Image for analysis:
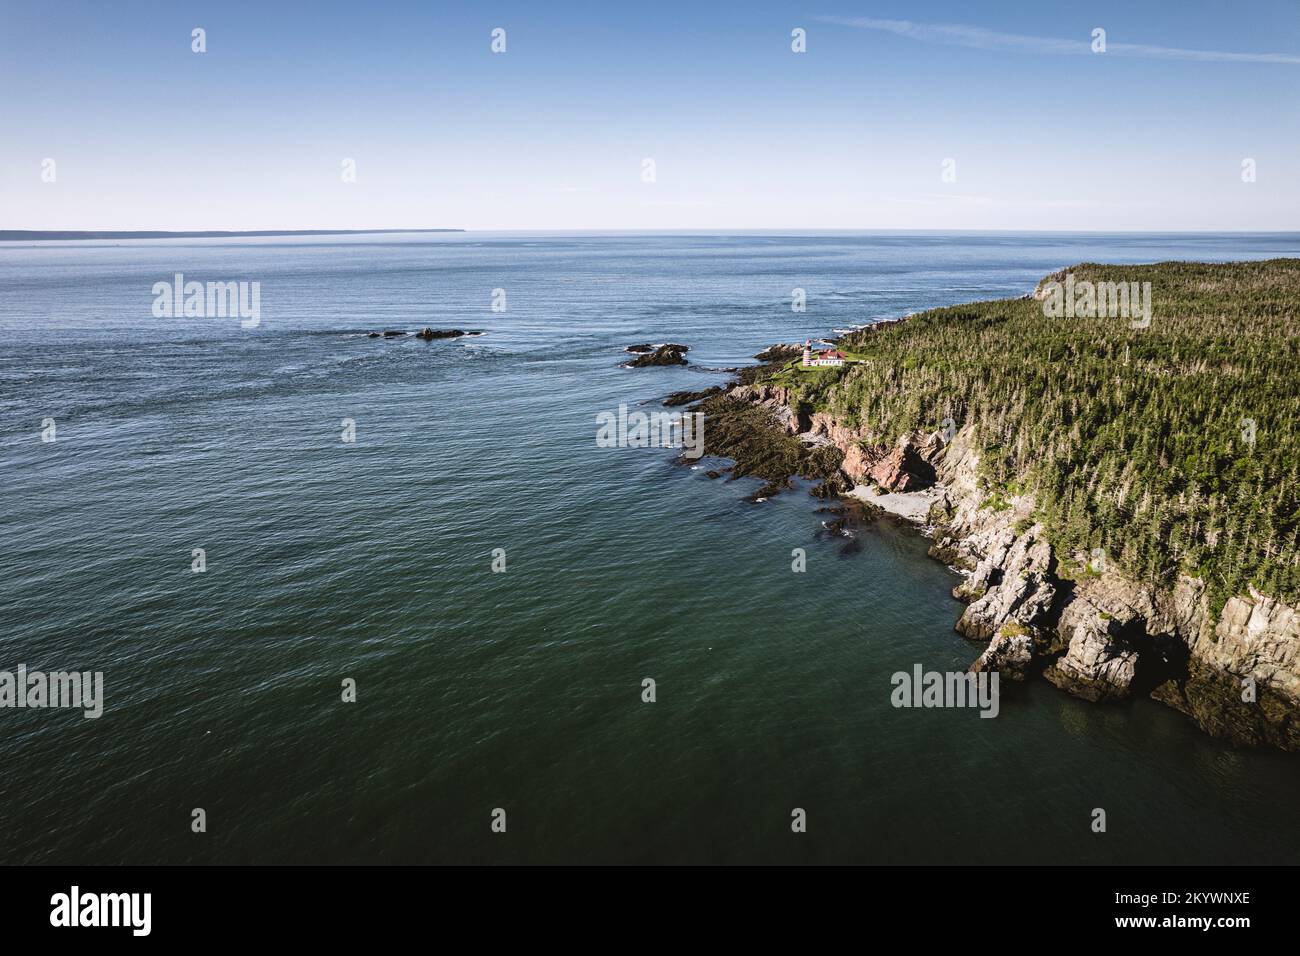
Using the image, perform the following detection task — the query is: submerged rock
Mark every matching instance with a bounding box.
[745,481,786,503]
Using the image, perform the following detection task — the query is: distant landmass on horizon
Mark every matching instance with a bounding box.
[0,228,465,241]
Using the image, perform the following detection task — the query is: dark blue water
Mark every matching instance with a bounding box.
[2,231,1299,864]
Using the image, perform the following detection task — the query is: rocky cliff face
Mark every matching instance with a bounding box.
[1150,587,1300,750]
[926,425,1300,750]
[725,391,941,493]
[715,381,1300,750]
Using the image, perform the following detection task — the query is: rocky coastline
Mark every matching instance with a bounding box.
[670,341,1300,752]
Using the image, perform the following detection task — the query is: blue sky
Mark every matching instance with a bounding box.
[2,0,1298,230]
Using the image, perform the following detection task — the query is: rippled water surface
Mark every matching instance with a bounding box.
[2,231,1299,864]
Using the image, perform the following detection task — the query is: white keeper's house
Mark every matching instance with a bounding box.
[802,340,846,367]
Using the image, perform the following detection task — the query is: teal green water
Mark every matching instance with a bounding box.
[3,232,1300,864]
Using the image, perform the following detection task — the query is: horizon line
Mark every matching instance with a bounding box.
[6,227,1300,241]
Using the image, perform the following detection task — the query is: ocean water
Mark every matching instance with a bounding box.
[2,230,1300,865]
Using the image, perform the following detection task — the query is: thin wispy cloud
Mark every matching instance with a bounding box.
[882,194,1157,209]
[638,199,721,208]
[816,16,1300,65]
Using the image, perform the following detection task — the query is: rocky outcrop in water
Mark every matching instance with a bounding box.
[367,328,479,339]
[415,328,471,340]
[625,344,689,367]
